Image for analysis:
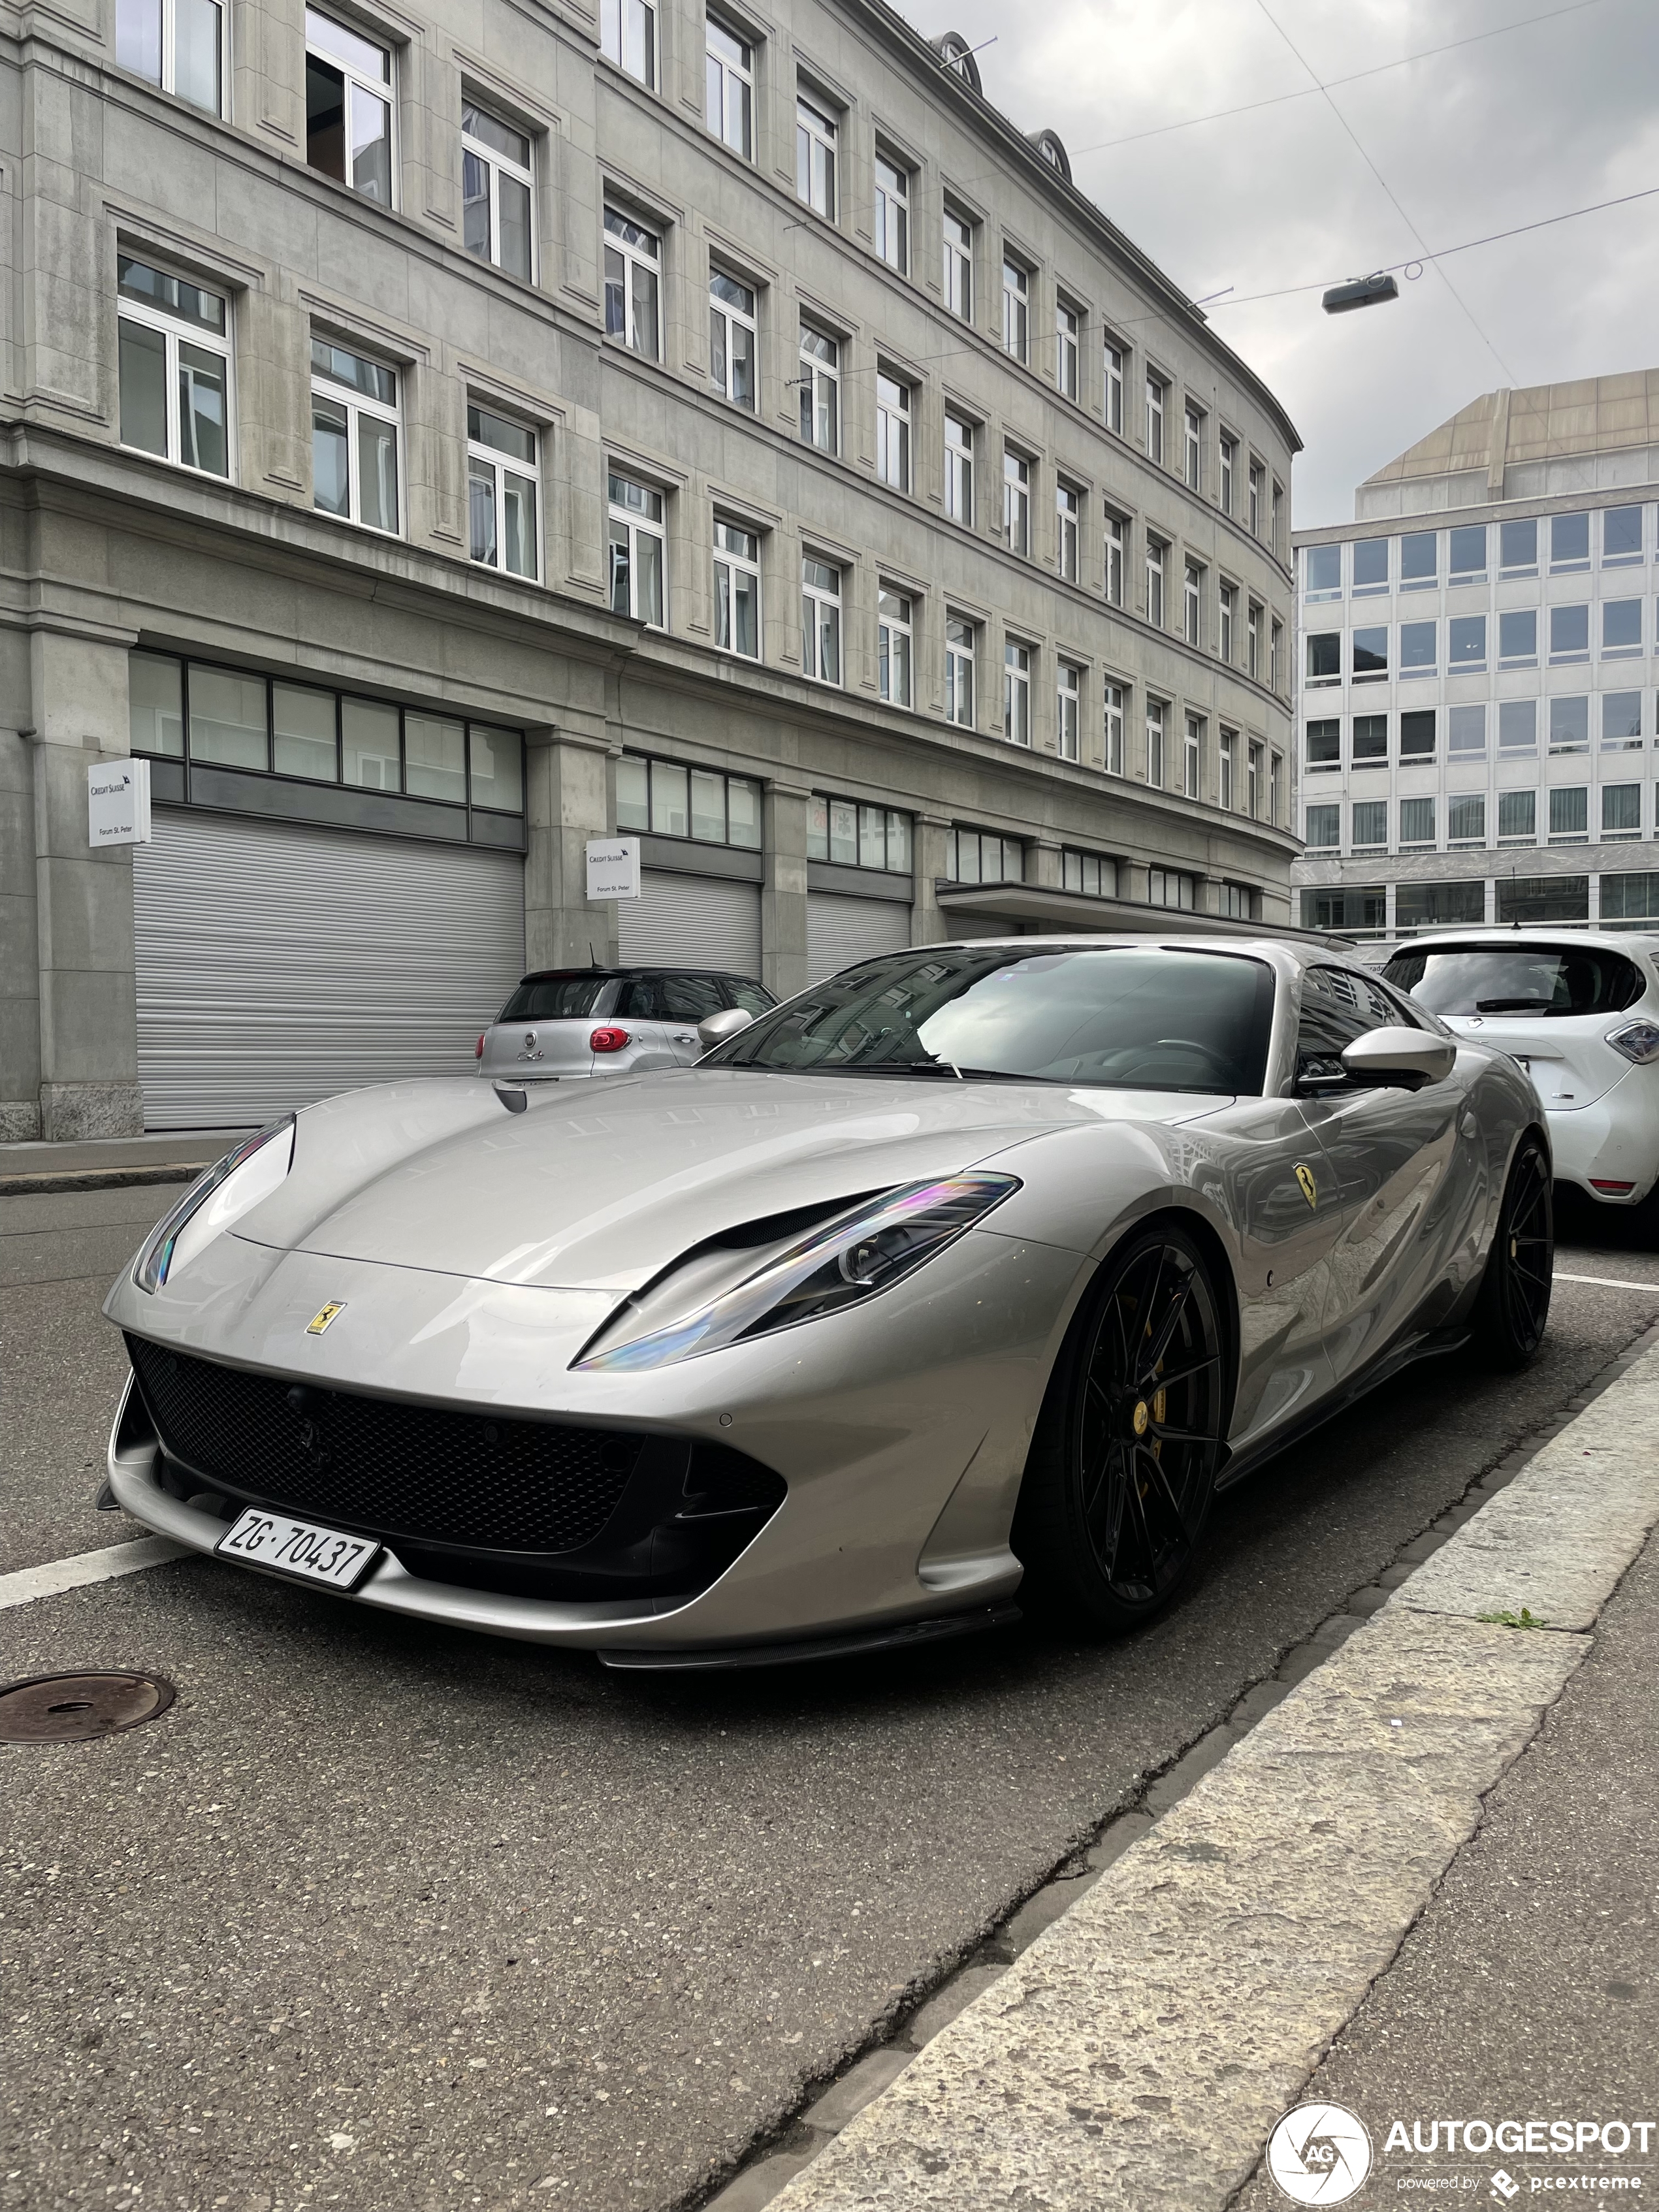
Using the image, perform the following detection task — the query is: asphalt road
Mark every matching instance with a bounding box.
[3,1181,1659,2212]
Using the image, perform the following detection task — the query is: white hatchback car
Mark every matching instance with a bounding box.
[1384,927,1659,1204]
[477,966,775,1085]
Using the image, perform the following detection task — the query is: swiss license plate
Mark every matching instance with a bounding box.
[217,1508,381,1592]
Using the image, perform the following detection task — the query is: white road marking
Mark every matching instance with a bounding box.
[0,1535,191,1612]
[1554,1271,1659,1292]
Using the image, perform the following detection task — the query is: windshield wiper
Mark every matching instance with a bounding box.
[1474,997,1554,1013]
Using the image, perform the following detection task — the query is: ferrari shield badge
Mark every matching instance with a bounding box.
[306,1301,347,1336]
[1294,1164,1318,1210]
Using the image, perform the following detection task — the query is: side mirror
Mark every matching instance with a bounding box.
[697,1006,755,1051]
[1340,1025,1457,1089]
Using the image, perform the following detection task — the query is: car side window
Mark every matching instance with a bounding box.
[725,976,775,1015]
[660,973,728,1023]
[1297,967,1386,1089]
[619,974,669,1019]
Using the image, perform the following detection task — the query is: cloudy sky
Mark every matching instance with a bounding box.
[895,0,1659,526]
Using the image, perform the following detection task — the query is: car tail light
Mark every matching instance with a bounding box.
[475,1034,486,1059]
[1606,1019,1659,1065]
[590,1027,631,1053]
[1591,1179,1637,1194]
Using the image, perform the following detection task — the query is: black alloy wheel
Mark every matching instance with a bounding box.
[1473,1135,1553,1369]
[1015,1226,1229,1635]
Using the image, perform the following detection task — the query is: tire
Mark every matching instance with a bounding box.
[1013,1225,1229,1637]
[1472,1134,1553,1370]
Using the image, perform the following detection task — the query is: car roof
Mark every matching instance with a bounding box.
[513,965,757,983]
[1382,927,1659,956]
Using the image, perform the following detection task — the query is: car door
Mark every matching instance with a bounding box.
[613,974,684,1070]
[1293,965,1475,1384]
[658,972,732,1064]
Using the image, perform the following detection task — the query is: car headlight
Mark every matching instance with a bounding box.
[134,1117,297,1293]
[1607,1019,1659,1066]
[576,1172,1020,1373]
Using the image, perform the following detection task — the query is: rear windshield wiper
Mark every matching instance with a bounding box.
[1474,997,1554,1012]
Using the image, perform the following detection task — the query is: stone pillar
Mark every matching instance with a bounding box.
[0,722,42,1138]
[524,730,619,970]
[912,812,951,946]
[27,630,145,1139]
[1031,838,1063,891]
[763,779,809,1001]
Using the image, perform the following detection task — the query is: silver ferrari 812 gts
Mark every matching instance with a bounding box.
[105,937,1553,1667]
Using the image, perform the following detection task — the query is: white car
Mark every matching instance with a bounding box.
[1384,927,1659,1206]
[475,965,774,1084]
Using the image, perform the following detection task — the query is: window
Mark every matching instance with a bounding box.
[1183,713,1201,798]
[1499,699,1537,754]
[878,589,912,707]
[1062,849,1116,897]
[1400,709,1435,761]
[1305,802,1340,848]
[705,16,752,158]
[1499,609,1536,667]
[1219,582,1236,662]
[1603,783,1641,839]
[1549,786,1588,842]
[1448,524,1487,583]
[1352,625,1389,681]
[467,404,537,580]
[1003,640,1031,745]
[607,471,666,626]
[1496,874,1590,923]
[1002,259,1029,363]
[1351,800,1387,850]
[1498,790,1537,843]
[1400,796,1435,849]
[1148,867,1197,911]
[462,103,532,281]
[1146,697,1166,787]
[1146,538,1165,628]
[1603,599,1643,656]
[1305,633,1340,686]
[1144,374,1165,464]
[1183,560,1201,645]
[1449,614,1486,669]
[603,206,660,359]
[809,797,911,872]
[1248,460,1263,536]
[117,255,231,480]
[311,337,397,534]
[874,154,909,274]
[1103,338,1124,434]
[618,756,760,848]
[605,471,668,628]
[1550,603,1590,662]
[1302,886,1386,933]
[1220,882,1258,922]
[1055,299,1080,402]
[1219,433,1235,515]
[601,0,655,84]
[1271,482,1283,556]
[1603,505,1644,566]
[713,519,760,659]
[944,411,974,524]
[1271,619,1283,693]
[1603,690,1643,749]
[1603,872,1659,927]
[1304,545,1341,601]
[306,10,391,202]
[1003,449,1029,554]
[1447,795,1486,846]
[1306,718,1340,773]
[1500,517,1538,576]
[1551,512,1590,573]
[1351,713,1387,762]
[944,617,975,725]
[942,208,973,321]
[1184,404,1202,491]
[1218,728,1235,810]
[946,829,1022,885]
[708,270,756,410]
[1057,662,1081,761]
[1055,481,1080,582]
[1248,601,1262,681]
[796,94,837,219]
[876,372,910,491]
[1104,509,1124,607]
[798,324,839,454]
[1395,882,1486,931]
[1549,696,1589,753]
[801,557,841,684]
[117,0,222,113]
[1448,703,1486,758]
[1400,530,1437,590]
[1247,739,1263,818]
[1400,620,1436,676]
[1104,682,1124,775]
[1353,538,1389,596]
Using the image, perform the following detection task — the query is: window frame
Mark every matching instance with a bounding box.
[1055,479,1080,583]
[1003,446,1031,556]
[607,468,668,628]
[1057,660,1081,761]
[873,150,910,275]
[1055,295,1080,402]
[1183,711,1200,799]
[1144,372,1165,465]
[1003,637,1031,746]
[1104,681,1125,775]
[466,400,540,581]
[461,99,534,283]
[801,554,842,685]
[600,0,656,88]
[1146,696,1166,788]
[875,368,911,492]
[942,204,973,321]
[1219,432,1235,516]
[603,204,662,360]
[1104,507,1125,608]
[708,266,757,411]
[1183,558,1202,647]
[713,516,762,661]
[1219,580,1236,663]
[705,12,754,159]
[944,614,976,727]
[1146,536,1165,628]
[798,321,841,455]
[944,409,974,525]
[310,334,400,536]
[796,92,838,220]
[117,253,234,482]
[116,0,227,116]
[1001,255,1029,364]
[877,586,913,707]
[305,7,395,206]
[1183,402,1202,492]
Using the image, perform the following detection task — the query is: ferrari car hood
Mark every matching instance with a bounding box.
[233,1070,1229,1292]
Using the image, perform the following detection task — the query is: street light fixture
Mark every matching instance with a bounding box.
[1323,272,1400,314]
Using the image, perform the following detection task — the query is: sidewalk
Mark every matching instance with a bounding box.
[0,1129,248,1194]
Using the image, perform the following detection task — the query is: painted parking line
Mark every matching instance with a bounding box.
[0,1536,191,1613]
[1554,1272,1659,1292]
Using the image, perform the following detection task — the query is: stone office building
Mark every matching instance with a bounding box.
[0,0,1299,1137]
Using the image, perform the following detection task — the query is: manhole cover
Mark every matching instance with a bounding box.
[0,1671,175,1744]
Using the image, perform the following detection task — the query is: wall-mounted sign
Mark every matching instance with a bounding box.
[586,836,641,900]
[88,758,152,847]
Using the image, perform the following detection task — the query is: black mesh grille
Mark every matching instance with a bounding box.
[125,1336,641,1554]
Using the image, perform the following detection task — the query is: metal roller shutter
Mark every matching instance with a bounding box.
[617,869,762,972]
[133,810,525,1129]
[806,892,912,984]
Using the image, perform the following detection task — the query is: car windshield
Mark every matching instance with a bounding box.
[707,946,1277,1092]
[497,974,619,1021]
[1384,944,1643,1019]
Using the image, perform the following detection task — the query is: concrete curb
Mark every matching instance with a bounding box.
[0,1165,205,1198]
[739,1340,1659,2212]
